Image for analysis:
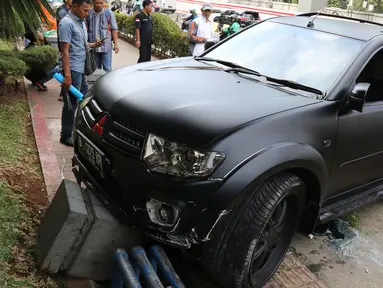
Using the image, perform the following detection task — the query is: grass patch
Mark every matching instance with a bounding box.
[307,263,323,273]
[343,213,361,229]
[0,97,60,286]
[0,181,33,287]
[0,101,29,165]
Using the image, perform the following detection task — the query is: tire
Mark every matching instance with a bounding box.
[202,173,305,288]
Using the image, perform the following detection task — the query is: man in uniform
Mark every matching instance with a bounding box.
[135,0,153,63]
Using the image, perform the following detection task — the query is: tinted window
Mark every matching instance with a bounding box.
[243,12,258,20]
[205,21,364,93]
[242,13,254,20]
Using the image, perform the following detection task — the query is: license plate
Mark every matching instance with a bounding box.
[77,132,104,177]
[168,5,173,8]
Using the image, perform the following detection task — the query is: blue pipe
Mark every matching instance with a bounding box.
[53,72,84,101]
[148,245,186,288]
[131,246,164,288]
[112,249,142,288]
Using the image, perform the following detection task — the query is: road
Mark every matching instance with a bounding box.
[174,0,293,20]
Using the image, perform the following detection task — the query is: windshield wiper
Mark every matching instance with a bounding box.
[194,56,261,76]
[265,77,323,96]
[195,56,323,95]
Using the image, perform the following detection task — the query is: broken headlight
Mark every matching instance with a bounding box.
[142,134,225,178]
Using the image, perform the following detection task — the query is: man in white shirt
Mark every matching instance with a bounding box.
[188,3,213,56]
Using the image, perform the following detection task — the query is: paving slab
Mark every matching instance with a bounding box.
[28,39,327,287]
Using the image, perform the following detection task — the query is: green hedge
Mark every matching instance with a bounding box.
[0,55,27,86]
[17,45,58,71]
[115,12,190,58]
[0,39,58,86]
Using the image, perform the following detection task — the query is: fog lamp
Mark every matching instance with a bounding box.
[146,199,180,227]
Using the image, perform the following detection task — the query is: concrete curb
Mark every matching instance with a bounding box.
[25,79,62,203]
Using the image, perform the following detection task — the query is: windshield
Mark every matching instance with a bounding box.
[204,21,364,93]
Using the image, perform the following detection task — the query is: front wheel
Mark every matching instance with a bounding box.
[203,173,305,288]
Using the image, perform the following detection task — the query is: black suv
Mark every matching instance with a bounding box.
[73,13,383,288]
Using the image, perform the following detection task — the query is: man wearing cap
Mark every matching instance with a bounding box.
[188,3,213,56]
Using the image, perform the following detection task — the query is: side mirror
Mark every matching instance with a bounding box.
[349,82,370,113]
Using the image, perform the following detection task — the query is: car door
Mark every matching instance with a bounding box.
[328,47,383,198]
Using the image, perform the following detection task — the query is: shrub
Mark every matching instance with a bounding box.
[0,40,14,53]
[0,39,57,86]
[115,12,190,58]
[18,45,58,71]
[0,56,27,86]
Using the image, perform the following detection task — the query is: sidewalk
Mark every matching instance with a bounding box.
[29,40,145,189]
[27,40,328,288]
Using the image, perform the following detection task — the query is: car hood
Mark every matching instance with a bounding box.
[93,57,320,148]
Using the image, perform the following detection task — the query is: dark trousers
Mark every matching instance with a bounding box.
[138,44,152,63]
[61,70,88,139]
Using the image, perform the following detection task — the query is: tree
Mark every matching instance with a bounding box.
[0,0,53,39]
[328,0,349,9]
[352,0,383,12]
[281,0,299,3]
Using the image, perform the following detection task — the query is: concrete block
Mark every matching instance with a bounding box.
[67,191,147,281]
[37,179,89,273]
[38,179,147,281]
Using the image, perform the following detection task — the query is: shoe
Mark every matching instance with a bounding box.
[34,82,48,91]
[58,95,64,102]
[60,137,74,147]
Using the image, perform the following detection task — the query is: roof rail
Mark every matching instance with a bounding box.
[296,12,383,27]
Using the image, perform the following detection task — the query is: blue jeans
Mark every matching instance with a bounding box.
[61,70,88,139]
[94,51,112,72]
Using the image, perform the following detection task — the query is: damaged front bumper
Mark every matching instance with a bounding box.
[72,154,232,249]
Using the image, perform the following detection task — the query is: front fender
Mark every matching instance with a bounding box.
[194,142,328,239]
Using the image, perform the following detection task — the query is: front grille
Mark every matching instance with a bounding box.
[82,99,104,128]
[105,116,146,157]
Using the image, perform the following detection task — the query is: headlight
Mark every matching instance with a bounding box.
[142,134,225,178]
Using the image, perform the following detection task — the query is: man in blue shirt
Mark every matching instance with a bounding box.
[57,0,72,20]
[56,0,73,101]
[59,0,102,146]
[86,0,119,72]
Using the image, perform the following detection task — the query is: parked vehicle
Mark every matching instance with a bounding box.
[73,12,383,288]
[152,0,160,12]
[209,8,222,22]
[157,0,176,13]
[214,9,260,28]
